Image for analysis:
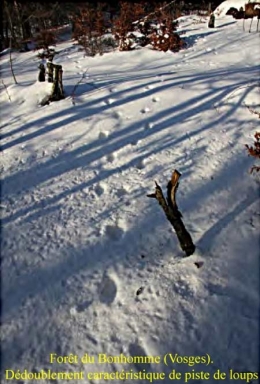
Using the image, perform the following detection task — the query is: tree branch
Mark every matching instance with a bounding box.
[1,80,12,102]
[148,170,195,256]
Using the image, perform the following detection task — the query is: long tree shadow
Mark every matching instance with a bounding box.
[2,86,259,379]
[197,192,258,250]
[1,20,260,382]
[2,125,258,318]
[1,63,257,145]
[1,139,259,375]
[1,66,257,227]
[2,64,258,195]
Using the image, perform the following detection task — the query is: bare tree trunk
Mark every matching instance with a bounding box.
[5,21,9,46]
[4,1,18,47]
[14,0,23,41]
[48,64,65,101]
[4,1,18,83]
[22,18,32,40]
[9,37,18,84]
[0,17,5,51]
[208,2,212,15]
[249,18,253,33]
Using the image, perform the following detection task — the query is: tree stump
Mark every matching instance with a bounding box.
[147,170,196,256]
[38,63,45,82]
[208,13,215,28]
[47,62,54,83]
[49,64,65,101]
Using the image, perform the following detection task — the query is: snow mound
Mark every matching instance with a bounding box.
[7,81,53,107]
[214,0,250,16]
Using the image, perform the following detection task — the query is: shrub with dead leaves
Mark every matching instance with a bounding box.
[246,132,260,173]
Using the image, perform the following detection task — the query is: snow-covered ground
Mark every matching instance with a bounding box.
[213,0,260,16]
[1,9,260,384]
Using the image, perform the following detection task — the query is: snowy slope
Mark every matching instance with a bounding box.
[1,11,260,384]
[214,0,257,16]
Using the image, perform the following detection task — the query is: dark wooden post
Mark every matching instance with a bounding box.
[38,63,45,82]
[57,65,65,99]
[50,64,65,101]
[147,170,196,256]
[208,13,215,28]
[47,62,54,83]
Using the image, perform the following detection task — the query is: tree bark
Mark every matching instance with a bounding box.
[9,37,18,84]
[38,63,45,82]
[47,62,54,83]
[208,13,215,28]
[50,64,65,101]
[147,170,196,256]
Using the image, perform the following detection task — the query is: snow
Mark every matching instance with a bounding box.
[1,8,260,384]
[213,0,257,16]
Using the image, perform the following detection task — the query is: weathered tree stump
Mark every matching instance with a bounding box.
[208,13,215,28]
[38,63,45,82]
[147,170,196,256]
[49,64,65,101]
[47,62,54,83]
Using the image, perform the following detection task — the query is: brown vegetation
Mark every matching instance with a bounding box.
[72,3,107,56]
[246,132,260,173]
[227,3,260,32]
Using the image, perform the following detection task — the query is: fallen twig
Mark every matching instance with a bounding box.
[71,69,89,105]
[245,104,260,118]
[1,80,11,102]
[147,170,195,256]
[70,69,100,105]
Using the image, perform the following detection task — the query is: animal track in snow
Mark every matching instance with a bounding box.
[94,182,107,196]
[152,97,160,102]
[104,224,125,241]
[144,122,154,130]
[110,87,118,93]
[173,275,201,298]
[113,111,123,118]
[76,300,93,313]
[69,300,93,316]
[99,131,109,139]
[128,343,151,371]
[145,85,154,90]
[131,139,142,146]
[99,274,117,305]
[141,107,151,114]
[115,185,129,198]
[105,98,116,105]
[136,158,146,169]
[95,116,117,136]
[106,152,117,163]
